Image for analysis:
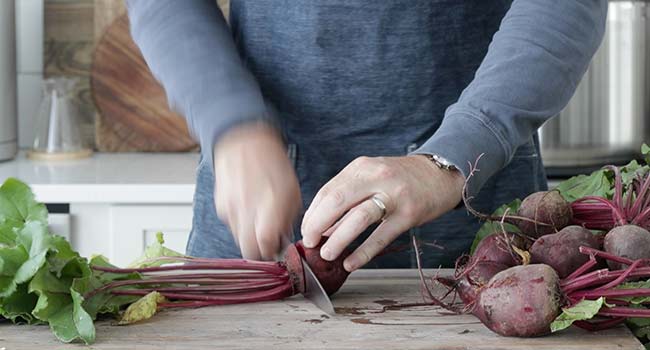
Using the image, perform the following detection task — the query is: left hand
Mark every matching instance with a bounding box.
[301,155,465,272]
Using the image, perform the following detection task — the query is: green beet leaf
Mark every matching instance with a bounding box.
[29,267,74,321]
[14,221,53,285]
[0,245,29,297]
[469,199,521,254]
[0,282,39,323]
[48,235,87,277]
[0,178,48,245]
[550,297,605,332]
[128,232,185,268]
[555,169,612,202]
[48,288,95,345]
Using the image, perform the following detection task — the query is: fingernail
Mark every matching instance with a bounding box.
[302,236,315,248]
[320,246,334,261]
[343,257,358,272]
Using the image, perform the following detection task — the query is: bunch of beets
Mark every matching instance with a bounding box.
[427,160,650,337]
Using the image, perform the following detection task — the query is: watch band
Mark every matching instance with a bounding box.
[421,154,458,171]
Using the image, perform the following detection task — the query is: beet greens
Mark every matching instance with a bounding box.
[0,178,349,344]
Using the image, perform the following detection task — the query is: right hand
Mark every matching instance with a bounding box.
[213,122,302,261]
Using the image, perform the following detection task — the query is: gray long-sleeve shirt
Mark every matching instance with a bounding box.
[126,0,607,265]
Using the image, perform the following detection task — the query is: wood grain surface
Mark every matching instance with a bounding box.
[92,13,197,152]
[45,0,228,152]
[0,269,643,350]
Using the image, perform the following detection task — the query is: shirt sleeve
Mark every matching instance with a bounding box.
[126,0,273,168]
[411,0,608,196]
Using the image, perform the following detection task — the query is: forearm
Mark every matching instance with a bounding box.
[126,0,272,166]
[413,0,607,195]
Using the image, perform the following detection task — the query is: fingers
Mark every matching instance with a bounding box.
[302,177,371,248]
[319,198,384,262]
[235,211,261,261]
[254,199,292,261]
[343,217,410,272]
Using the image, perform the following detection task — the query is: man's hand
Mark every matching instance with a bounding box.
[301,155,465,272]
[214,123,302,261]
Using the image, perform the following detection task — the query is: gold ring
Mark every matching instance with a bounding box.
[370,195,388,221]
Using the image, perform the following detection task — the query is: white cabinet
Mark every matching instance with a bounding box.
[71,204,193,267]
[0,152,200,266]
[110,204,193,266]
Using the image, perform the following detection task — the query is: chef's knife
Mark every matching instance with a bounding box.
[301,256,336,315]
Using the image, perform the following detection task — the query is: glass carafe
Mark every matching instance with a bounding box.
[28,77,92,160]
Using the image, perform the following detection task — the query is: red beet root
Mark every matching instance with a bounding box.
[473,264,562,337]
[472,232,528,267]
[455,261,509,306]
[603,225,650,270]
[530,226,600,278]
[516,191,572,237]
[293,239,350,296]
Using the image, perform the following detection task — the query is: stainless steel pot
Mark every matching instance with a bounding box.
[539,0,650,169]
[0,0,17,161]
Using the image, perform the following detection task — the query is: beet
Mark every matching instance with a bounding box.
[530,226,600,278]
[293,239,350,296]
[603,225,650,270]
[455,261,509,306]
[473,232,528,267]
[516,191,572,237]
[473,264,561,337]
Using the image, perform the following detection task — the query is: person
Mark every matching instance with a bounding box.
[126,0,607,271]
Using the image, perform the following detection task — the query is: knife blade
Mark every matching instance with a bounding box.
[301,256,336,315]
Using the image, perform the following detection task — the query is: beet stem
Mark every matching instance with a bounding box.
[85,275,288,299]
[573,317,625,331]
[593,259,641,291]
[92,259,287,275]
[578,246,640,267]
[571,287,650,300]
[564,255,598,282]
[598,306,650,318]
[111,283,294,303]
[562,267,650,293]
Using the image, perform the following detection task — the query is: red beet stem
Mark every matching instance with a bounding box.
[111,283,293,304]
[573,317,626,331]
[571,287,650,300]
[593,260,641,292]
[158,300,224,308]
[145,280,288,294]
[144,272,275,280]
[573,196,626,226]
[85,275,288,299]
[91,259,287,275]
[578,246,639,267]
[598,306,650,318]
[562,267,650,293]
[563,255,598,281]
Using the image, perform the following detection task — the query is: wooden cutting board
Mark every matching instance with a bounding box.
[0,270,643,349]
[91,13,197,152]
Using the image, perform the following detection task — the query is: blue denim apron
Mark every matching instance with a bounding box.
[185,0,548,268]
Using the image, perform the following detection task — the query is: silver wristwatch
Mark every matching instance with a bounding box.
[422,154,458,171]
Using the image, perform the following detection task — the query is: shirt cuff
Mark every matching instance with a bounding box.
[410,112,510,197]
[190,90,277,171]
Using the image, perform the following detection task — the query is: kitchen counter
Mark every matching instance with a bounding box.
[0,151,199,203]
[0,151,568,266]
[0,269,642,350]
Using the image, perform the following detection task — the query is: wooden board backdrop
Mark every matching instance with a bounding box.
[44,0,230,152]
